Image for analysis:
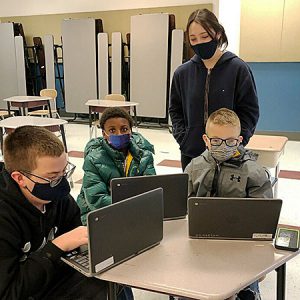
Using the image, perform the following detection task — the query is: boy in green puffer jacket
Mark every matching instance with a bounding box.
[77,107,156,225]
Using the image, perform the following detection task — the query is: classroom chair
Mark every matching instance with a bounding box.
[28,89,60,118]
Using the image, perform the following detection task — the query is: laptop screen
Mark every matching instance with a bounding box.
[188,197,282,240]
[87,188,164,274]
[111,173,188,220]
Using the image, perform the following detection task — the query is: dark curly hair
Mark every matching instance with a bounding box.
[100,107,134,129]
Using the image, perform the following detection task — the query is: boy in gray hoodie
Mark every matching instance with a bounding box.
[186,108,272,199]
[185,108,272,300]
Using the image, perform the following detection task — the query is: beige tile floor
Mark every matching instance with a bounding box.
[65,123,300,300]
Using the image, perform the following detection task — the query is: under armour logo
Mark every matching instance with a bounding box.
[230,174,241,182]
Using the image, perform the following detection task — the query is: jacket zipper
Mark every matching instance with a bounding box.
[204,68,211,125]
[210,161,220,196]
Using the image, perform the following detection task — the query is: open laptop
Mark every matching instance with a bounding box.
[188,197,282,240]
[111,173,188,220]
[62,188,163,277]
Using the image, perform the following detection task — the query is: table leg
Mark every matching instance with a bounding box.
[274,162,280,198]
[108,282,117,300]
[60,125,68,153]
[89,106,92,139]
[47,100,53,118]
[7,102,11,117]
[0,127,4,154]
[133,106,138,128]
[22,105,26,116]
[276,263,286,300]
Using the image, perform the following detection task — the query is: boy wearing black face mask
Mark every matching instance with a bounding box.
[0,126,107,300]
[185,108,272,300]
[77,107,156,225]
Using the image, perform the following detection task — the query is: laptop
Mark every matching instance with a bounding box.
[111,173,188,220]
[188,197,282,240]
[62,188,164,277]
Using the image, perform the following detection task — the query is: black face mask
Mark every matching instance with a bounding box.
[29,177,71,203]
[191,39,218,60]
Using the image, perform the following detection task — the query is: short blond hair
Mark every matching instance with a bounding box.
[206,108,241,132]
[3,126,65,173]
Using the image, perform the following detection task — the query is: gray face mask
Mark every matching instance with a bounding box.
[210,143,238,162]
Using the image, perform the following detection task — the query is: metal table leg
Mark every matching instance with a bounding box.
[133,106,138,128]
[108,282,117,300]
[0,127,4,154]
[7,102,11,117]
[276,263,286,300]
[89,106,93,139]
[59,125,68,153]
[47,100,53,118]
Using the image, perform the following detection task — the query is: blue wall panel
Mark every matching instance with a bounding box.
[248,63,300,132]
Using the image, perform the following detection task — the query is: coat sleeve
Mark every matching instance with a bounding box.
[0,214,64,300]
[185,161,196,198]
[77,156,112,225]
[169,71,186,146]
[235,65,259,146]
[247,167,273,198]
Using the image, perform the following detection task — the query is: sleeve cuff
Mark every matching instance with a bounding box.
[40,241,64,263]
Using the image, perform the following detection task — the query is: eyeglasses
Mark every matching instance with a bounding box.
[20,162,76,187]
[208,137,239,147]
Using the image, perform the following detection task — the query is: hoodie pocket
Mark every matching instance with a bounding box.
[180,126,206,157]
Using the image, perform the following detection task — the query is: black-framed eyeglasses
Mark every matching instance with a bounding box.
[20,162,76,187]
[208,137,239,147]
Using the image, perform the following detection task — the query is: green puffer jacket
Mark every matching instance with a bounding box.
[77,132,156,224]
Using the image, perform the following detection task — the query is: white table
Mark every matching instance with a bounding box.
[246,135,288,197]
[85,100,139,138]
[3,96,53,117]
[97,219,299,300]
[0,116,68,153]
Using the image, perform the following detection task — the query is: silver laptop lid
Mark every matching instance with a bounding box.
[188,197,282,240]
[87,188,164,274]
[111,173,188,220]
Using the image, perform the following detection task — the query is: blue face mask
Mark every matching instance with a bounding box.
[191,39,218,60]
[108,133,131,150]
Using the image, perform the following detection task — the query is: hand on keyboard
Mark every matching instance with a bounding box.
[52,226,88,252]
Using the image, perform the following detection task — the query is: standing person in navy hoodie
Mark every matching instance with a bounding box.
[169,8,259,171]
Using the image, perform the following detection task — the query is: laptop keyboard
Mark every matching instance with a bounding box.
[66,250,89,269]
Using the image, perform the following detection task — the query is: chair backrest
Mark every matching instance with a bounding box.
[104,94,126,101]
[40,89,58,111]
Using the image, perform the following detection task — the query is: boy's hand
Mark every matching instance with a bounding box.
[52,226,88,252]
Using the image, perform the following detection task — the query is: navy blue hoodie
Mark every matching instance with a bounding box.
[169,51,259,158]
